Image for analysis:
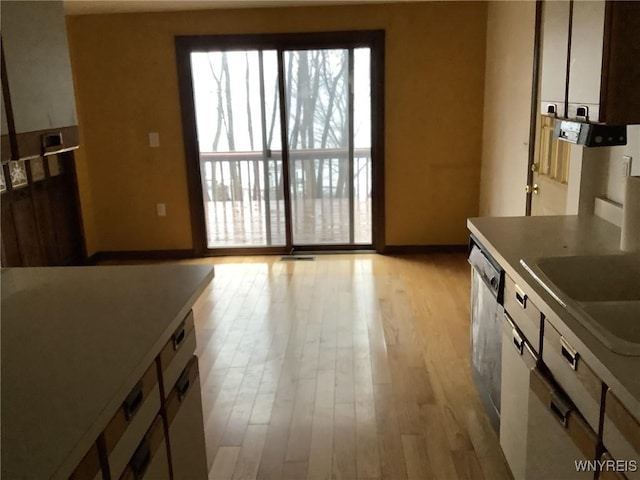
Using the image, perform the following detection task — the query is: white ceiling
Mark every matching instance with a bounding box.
[63,0,413,16]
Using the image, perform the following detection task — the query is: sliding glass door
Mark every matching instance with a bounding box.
[177,32,383,254]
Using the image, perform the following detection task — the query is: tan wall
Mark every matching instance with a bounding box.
[479,1,535,217]
[67,2,487,252]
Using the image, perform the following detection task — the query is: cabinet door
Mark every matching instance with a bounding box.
[166,357,208,480]
[500,314,536,480]
[539,0,571,116]
[567,0,606,121]
[526,369,598,479]
[600,1,640,125]
[603,389,640,480]
[1,1,78,158]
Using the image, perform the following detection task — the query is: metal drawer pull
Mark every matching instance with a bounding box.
[560,337,579,370]
[176,369,191,401]
[172,321,186,350]
[550,392,571,428]
[123,381,144,421]
[131,436,151,479]
[512,328,524,355]
[514,284,527,308]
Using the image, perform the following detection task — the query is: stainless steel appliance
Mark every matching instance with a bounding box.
[469,235,505,432]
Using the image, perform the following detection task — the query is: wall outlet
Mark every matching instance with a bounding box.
[156,203,166,217]
[148,132,160,148]
[622,155,633,177]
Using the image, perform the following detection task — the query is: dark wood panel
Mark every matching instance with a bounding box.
[29,176,60,265]
[47,161,84,265]
[1,190,22,267]
[9,186,45,266]
[600,0,640,124]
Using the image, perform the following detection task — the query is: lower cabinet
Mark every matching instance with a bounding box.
[500,313,537,480]
[166,356,208,480]
[526,368,598,479]
[69,311,209,479]
[603,389,640,480]
[119,416,170,480]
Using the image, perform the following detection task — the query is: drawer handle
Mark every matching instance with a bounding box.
[131,436,151,479]
[123,381,144,421]
[172,322,186,350]
[550,392,571,428]
[512,328,524,355]
[560,337,579,370]
[514,284,527,309]
[176,369,191,400]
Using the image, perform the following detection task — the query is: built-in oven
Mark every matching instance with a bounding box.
[469,235,505,432]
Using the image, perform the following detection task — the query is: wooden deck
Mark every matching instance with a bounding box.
[205,198,372,248]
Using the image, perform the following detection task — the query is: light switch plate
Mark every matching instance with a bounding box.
[149,132,160,148]
[156,203,166,217]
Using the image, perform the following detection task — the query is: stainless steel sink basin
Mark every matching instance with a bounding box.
[521,254,640,356]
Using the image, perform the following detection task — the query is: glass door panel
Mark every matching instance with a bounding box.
[283,48,372,246]
[190,50,286,247]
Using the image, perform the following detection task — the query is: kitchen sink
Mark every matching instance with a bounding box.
[521,254,640,356]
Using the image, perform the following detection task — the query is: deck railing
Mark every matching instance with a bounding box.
[199,148,372,247]
[199,147,372,204]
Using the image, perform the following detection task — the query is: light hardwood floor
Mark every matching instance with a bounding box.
[183,253,512,480]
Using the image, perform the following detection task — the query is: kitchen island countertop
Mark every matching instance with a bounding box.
[1,264,215,479]
[467,214,640,415]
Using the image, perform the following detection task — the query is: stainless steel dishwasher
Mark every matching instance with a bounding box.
[469,235,505,432]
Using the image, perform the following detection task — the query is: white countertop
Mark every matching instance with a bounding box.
[467,215,640,416]
[1,264,215,479]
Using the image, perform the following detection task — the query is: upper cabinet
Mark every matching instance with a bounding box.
[539,0,640,125]
[539,0,570,117]
[1,0,78,160]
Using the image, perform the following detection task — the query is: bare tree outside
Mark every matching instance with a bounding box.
[190,47,372,248]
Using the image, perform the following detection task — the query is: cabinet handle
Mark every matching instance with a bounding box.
[514,284,527,308]
[550,392,571,428]
[176,369,191,400]
[172,322,186,350]
[575,106,589,122]
[560,336,579,370]
[512,328,524,355]
[130,436,151,479]
[123,381,144,421]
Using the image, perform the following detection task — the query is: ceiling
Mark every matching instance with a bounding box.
[63,0,413,16]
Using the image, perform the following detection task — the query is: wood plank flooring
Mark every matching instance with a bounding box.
[184,253,512,480]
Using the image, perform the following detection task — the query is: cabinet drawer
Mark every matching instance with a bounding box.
[527,368,598,478]
[542,320,602,431]
[68,442,102,480]
[504,276,542,352]
[604,389,640,480]
[160,310,196,397]
[166,356,208,480]
[104,363,161,480]
[119,416,170,480]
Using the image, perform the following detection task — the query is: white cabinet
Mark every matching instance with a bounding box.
[542,317,603,431]
[566,0,606,121]
[166,356,208,480]
[538,0,640,124]
[539,0,570,116]
[1,0,79,159]
[526,368,598,479]
[499,313,537,480]
[119,416,171,480]
[603,389,640,480]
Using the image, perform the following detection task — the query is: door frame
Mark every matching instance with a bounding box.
[175,30,385,256]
